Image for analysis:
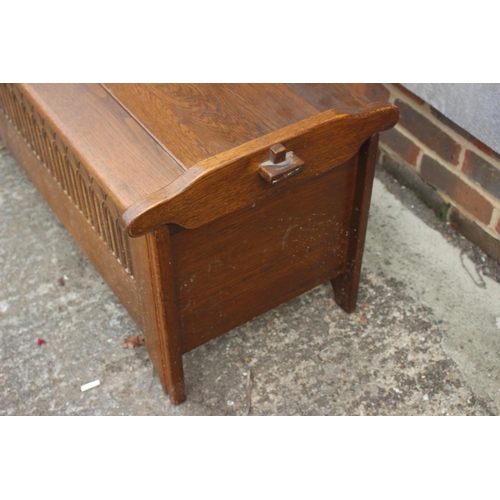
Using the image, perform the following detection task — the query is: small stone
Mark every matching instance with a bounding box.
[496,317,500,330]
[227,400,234,406]
[423,394,429,401]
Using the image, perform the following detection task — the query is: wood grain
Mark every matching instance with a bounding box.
[286,83,370,109]
[146,226,185,403]
[121,103,398,235]
[21,84,184,212]
[103,84,319,168]
[331,134,380,312]
[171,156,358,352]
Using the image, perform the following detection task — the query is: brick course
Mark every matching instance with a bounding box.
[462,150,500,199]
[420,155,493,225]
[346,83,500,263]
[430,107,500,162]
[380,127,420,166]
[395,99,462,166]
[448,207,500,263]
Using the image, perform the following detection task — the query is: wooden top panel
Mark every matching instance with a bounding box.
[15,84,397,228]
[22,84,184,212]
[103,84,320,168]
[122,102,399,235]
[285,83,370,109]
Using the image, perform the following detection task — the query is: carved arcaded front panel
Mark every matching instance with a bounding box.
[0,84,134,278]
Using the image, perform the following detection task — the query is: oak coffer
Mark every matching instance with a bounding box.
[0,84,398,404]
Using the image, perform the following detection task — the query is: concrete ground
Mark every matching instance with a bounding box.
[1,140,500,416]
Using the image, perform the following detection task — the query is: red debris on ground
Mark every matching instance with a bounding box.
[37,339,46,346]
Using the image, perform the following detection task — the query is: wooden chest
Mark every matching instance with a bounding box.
[0,84,398,404]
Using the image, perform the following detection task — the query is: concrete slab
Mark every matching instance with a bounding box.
[1,142,499,415]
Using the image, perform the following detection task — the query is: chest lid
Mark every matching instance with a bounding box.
[112,84,397,236]
[21,84,398,236]
[103,84,322,169]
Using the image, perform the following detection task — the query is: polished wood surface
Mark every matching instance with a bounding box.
[20,83,184,212]
[103,83,319,168]
[172,156,357,352]
[286,83,370,109]
[0,83,398,405]
[146,226,185,403]
[121,102,398,235]
[332,134,380,312]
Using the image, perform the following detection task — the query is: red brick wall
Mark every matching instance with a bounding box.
[348,83,500,260]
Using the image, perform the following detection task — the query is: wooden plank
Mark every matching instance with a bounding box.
[286,83,370,109]
[103,84,319,168]
[331,134,380,312]
[121,102,398,235]
[171,158,357,352]
[145,226,185,403]
[21,84,184,212]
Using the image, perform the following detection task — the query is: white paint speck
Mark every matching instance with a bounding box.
[0,300,9,313]
[423,394,429,401]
